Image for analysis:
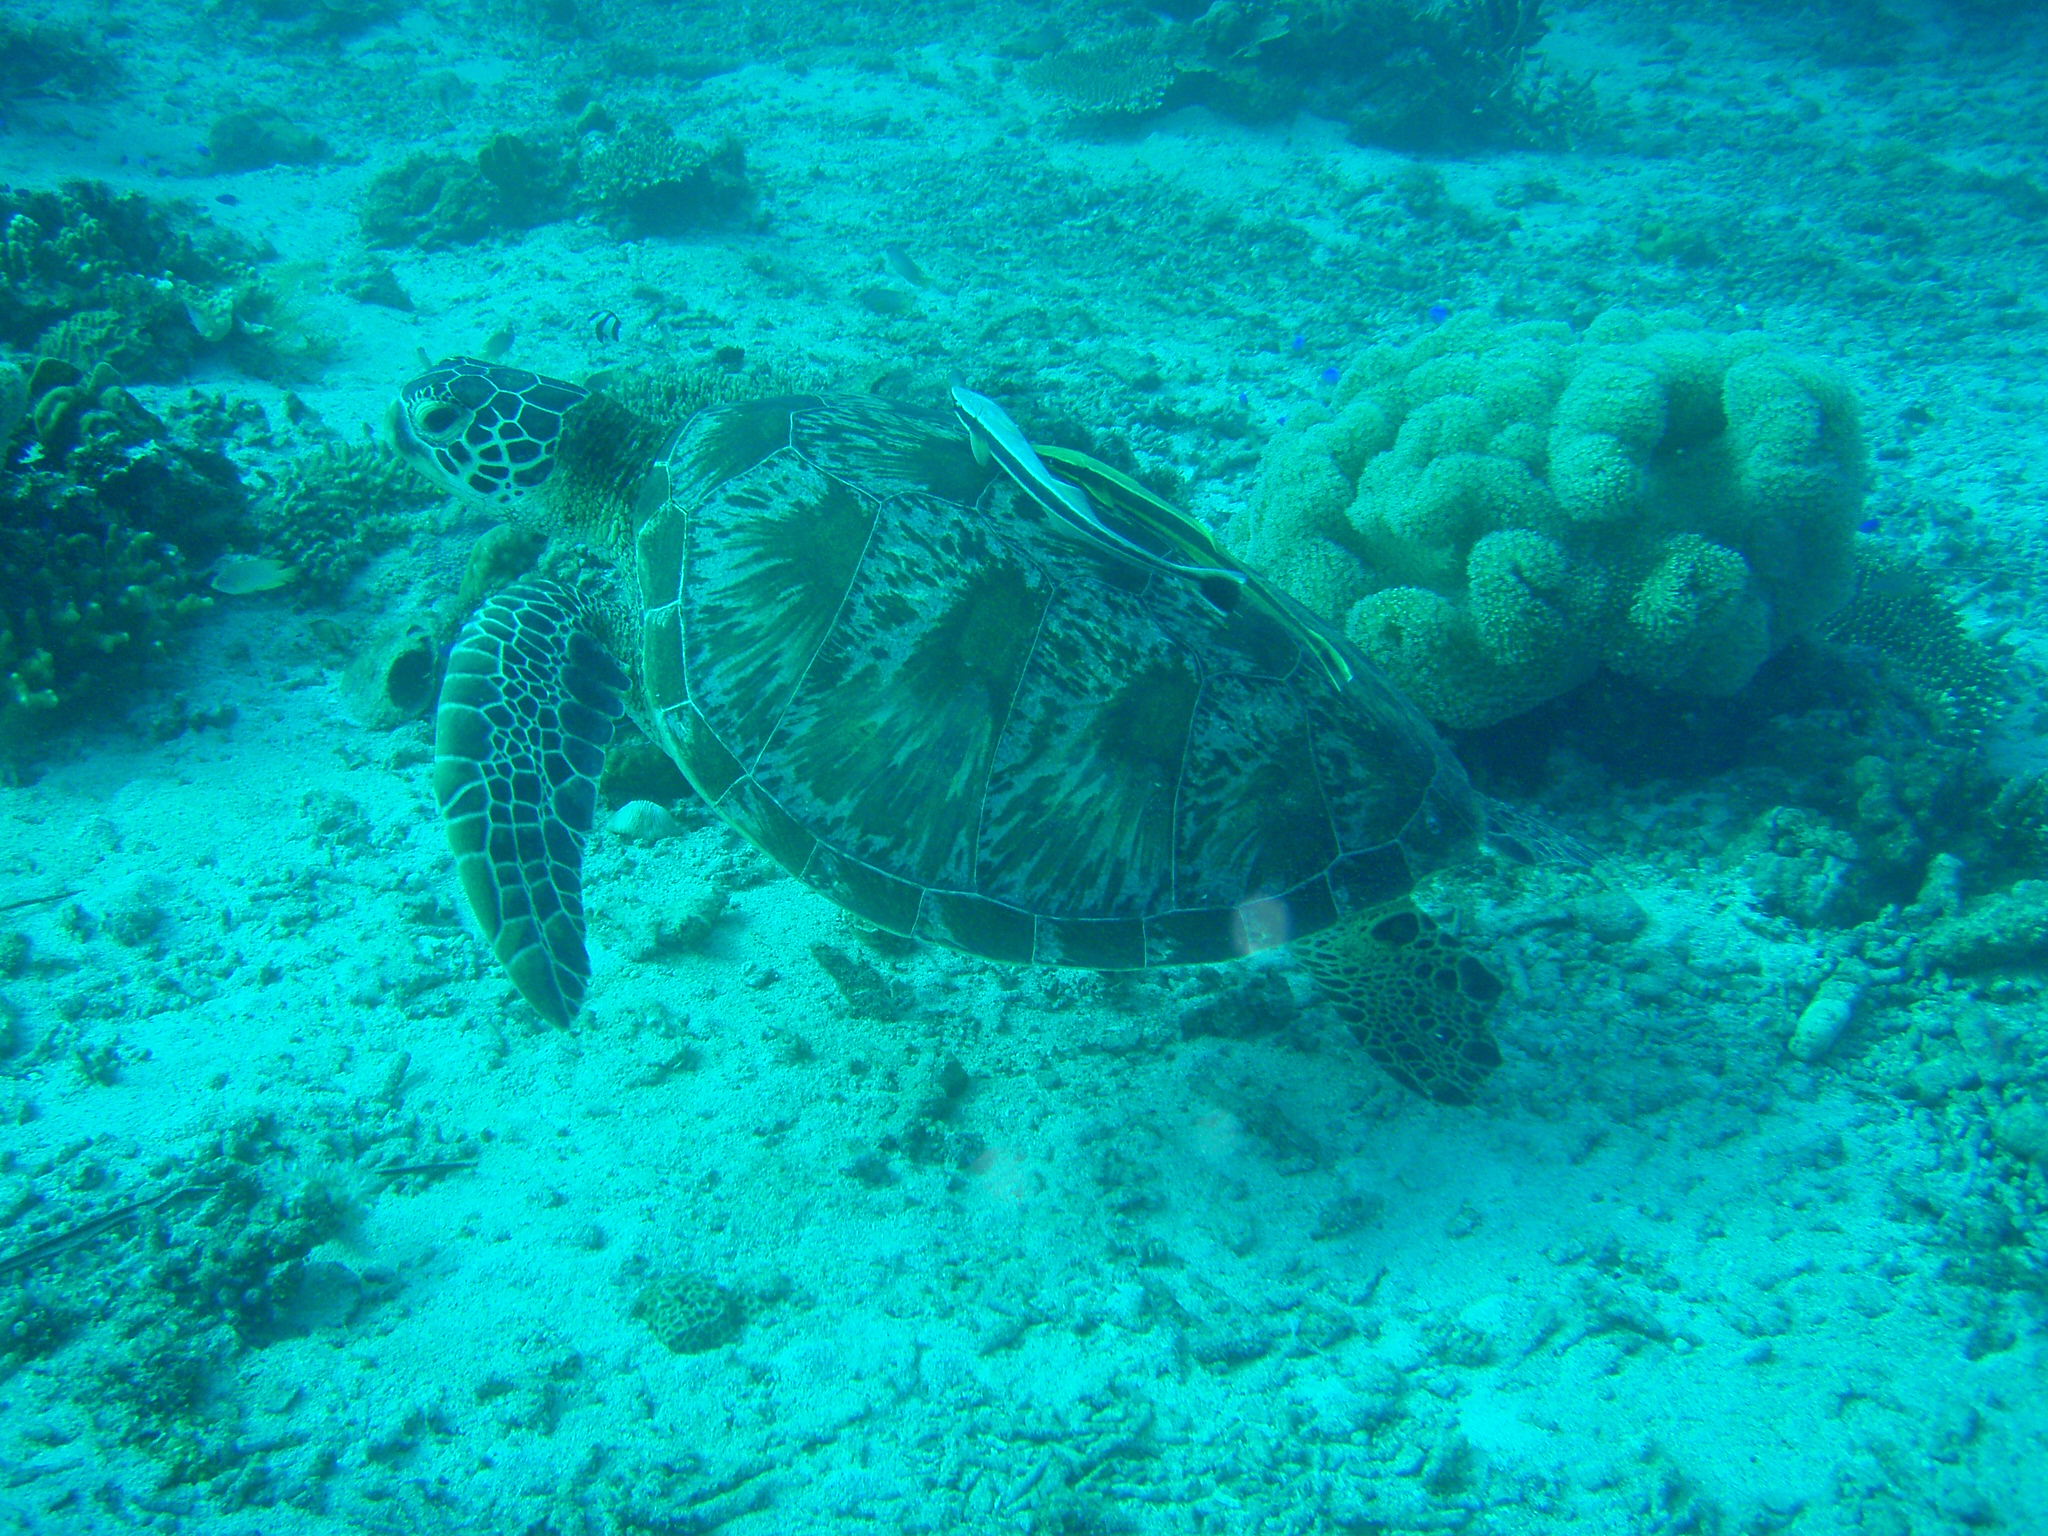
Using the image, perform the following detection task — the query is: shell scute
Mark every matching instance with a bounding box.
[974,580,1195,922]
[641,395,1475,967]
[915,889,1036,964]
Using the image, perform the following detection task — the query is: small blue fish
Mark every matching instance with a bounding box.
[1428,302,1451,323]
[1857,517,1881,533]
[1291,333,1308,354]
[1320,365,1341,386]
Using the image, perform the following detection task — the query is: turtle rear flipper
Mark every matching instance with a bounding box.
[435,578,628,1025]
[1294,903,1504,1106]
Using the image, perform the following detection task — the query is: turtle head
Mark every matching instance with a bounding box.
[391,357,592,520]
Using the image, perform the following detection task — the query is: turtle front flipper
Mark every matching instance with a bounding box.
[1293,903,1504,1106]
[435,578,628,1025]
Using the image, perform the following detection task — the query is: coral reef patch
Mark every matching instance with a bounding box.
[0,182,298,382]
[1235,309,1869,727]
[0,357,247,754]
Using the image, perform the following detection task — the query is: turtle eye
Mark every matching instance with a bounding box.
[415,402,462,439]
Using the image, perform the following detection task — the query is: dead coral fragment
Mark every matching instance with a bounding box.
[1024,2,1582,149]
[359,132,570,251]
[208,107,328,172]
[635,1273,741,1354]
[1025,35,1186,122]
[580,125,750,239]
[360,154,504,250]
[359,128,709,250]
[474,131,571,229]
[339,612,446,729]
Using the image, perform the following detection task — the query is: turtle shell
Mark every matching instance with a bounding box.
[634,393,1479,969]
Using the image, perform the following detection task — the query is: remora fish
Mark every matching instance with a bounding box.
[948,379,1245,589]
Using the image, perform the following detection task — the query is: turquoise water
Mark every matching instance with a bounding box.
[1,1,2044,1531]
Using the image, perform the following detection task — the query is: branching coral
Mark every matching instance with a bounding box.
[251,440,441,595]
[1236,309,1869,727]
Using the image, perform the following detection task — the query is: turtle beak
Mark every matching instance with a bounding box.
[388,399,424,464]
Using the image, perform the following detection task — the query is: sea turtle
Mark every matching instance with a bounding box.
[389,358,1507,1104]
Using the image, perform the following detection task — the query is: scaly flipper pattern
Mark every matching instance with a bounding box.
[435,578,628,1024]
[1293,902,1504,1106]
